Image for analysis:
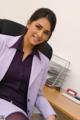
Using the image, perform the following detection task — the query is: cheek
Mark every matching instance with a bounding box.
[27,28,34,36]
[42,35,49,41]
[28,27,36,35]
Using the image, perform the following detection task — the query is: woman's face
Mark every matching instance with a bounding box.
[25,17,51,46]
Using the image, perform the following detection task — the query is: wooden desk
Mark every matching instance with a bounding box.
[44,86,80,120]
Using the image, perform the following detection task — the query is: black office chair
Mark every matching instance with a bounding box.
[0,19,53,60]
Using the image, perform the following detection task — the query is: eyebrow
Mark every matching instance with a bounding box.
[36,23,51,33]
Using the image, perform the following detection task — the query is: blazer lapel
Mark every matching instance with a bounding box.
[0,48,17,80]
[0,35,21,81]
[29,55,43,87]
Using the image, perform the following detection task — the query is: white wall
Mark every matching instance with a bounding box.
[0,0,80,94]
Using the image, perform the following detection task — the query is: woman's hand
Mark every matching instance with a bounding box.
[47,115,56,120]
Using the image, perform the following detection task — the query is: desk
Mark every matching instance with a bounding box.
[44,86,80,120]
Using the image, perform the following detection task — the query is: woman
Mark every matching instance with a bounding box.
[0,8,57,120]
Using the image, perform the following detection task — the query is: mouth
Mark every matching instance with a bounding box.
[32,35,41,42]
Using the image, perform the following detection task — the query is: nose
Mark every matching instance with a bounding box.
[37,31,43,38]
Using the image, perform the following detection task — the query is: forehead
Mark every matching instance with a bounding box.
[32,18,51,31]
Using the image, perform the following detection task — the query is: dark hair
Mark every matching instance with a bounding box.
[28,8,57,38]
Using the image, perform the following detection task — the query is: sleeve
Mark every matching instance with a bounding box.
[35,62,56,119]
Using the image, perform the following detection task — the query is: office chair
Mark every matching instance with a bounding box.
[0,19,53,60]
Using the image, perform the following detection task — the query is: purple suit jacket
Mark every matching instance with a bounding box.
[0,34,56,119]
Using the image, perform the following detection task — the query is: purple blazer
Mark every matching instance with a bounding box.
[0,34,56,119]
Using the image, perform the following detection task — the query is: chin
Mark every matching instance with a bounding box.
[31,41,41,46]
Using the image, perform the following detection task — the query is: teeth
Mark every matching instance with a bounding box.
[33,35,39,41]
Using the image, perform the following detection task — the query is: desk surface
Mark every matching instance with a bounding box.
[44,86,80,120]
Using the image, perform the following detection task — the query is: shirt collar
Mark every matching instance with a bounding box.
[11,36,41,60]
[32,48,41,60]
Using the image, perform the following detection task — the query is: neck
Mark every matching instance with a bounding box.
[23,35,34,53]
[22,36,34,61]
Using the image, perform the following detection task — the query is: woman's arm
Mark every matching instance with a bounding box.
[35,63,56,120]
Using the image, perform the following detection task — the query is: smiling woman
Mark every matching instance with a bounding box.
[23,18,51,49]
[0,8,57,120]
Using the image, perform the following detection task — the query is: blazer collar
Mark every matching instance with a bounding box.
[6,35,22,48]
[29,51,49,87]
[29,54,43,87]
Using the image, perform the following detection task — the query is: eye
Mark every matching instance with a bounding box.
[44,31,50,36]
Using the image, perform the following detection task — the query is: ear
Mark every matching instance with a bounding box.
[26,20,31,28]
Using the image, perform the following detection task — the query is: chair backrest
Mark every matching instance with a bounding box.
[0,19,53,60]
